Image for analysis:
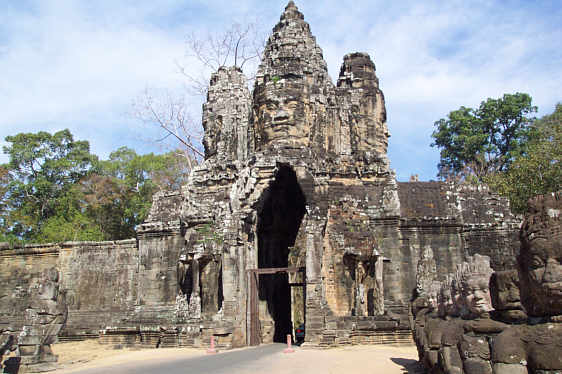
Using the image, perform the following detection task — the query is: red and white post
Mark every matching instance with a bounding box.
[283,334,295,353]
[207,336,217,354]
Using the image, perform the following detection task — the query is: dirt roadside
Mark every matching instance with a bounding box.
[47,340,422,374]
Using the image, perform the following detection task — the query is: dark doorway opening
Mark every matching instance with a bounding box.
[257,165,306,343]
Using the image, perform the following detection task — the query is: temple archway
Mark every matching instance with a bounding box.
[257,164,306,343]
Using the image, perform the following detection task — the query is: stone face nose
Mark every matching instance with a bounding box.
[543,258,561,283]
[473,290,485,300]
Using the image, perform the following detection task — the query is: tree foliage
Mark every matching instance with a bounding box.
[82,147,188,240]
[0,130,186,244]
[1,130,97,241]
[431,93,537,181]
[485,103,561,213]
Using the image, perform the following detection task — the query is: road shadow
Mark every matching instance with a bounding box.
[390,357,424,373]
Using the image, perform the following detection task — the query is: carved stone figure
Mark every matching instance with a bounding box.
[490,270,527,323]
[459,254,494,319]
[17,267,67,372]
[491,191,562,373]
[413,192,562,374]
[518,191,562,318]
[415,246,441,312]
[177,252,194,298]
[438,274,463,319]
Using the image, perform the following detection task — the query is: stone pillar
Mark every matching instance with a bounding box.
[375,255,384,315]
[303,213,326,345]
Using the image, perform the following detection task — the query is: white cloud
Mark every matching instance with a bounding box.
[0,0,560,181]
[309,0,561,179]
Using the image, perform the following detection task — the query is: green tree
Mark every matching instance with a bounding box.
[81,147,187,240]
[485,103,561,213]
[1,130,187,244]
[431,93,537,181]
[1,129,99,242]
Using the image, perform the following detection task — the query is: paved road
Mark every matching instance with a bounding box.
[68,344,287,374]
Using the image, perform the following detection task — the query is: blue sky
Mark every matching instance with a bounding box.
[0,0,560,181]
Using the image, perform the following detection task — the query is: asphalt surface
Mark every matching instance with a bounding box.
[68,343,287,374]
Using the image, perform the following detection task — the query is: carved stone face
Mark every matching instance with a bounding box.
[255,83,309,148]
[438,285,452,317]
[461,274,493,317]
[519,192,561,317]
[519,232,562,315]
[438,276,463,317]
[522,239,562,298]
[449,280,463,317]
[490,270,522,311]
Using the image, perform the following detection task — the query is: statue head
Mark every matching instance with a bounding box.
[490,270,522,311]
[252,1,333,152]
[459,255,493,318]
[438,271,465,318]
[438,275,458,317]
[254,82,310,148]
[518,191,561,317]
[427,281,441,309]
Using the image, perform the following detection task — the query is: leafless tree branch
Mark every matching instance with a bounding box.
[180,20,267,95]
[132,20,268,174]
[132,89,203,172]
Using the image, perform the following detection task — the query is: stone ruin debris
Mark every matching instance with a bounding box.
[0,1,529,368]
[412,191,561,374]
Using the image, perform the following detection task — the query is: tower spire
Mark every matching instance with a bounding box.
[281,0,303,20]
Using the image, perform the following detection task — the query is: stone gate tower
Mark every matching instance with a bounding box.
[165,0,402,346]
[0,1,520,352]
[133,1,519,347]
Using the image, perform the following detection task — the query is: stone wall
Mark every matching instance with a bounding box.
[59,240,139,338]
[0,244,59,332]
[0,240,139,340]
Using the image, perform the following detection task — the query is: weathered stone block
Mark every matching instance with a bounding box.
[492,363,527,374]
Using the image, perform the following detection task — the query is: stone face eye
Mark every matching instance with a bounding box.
[266,101,278,110]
